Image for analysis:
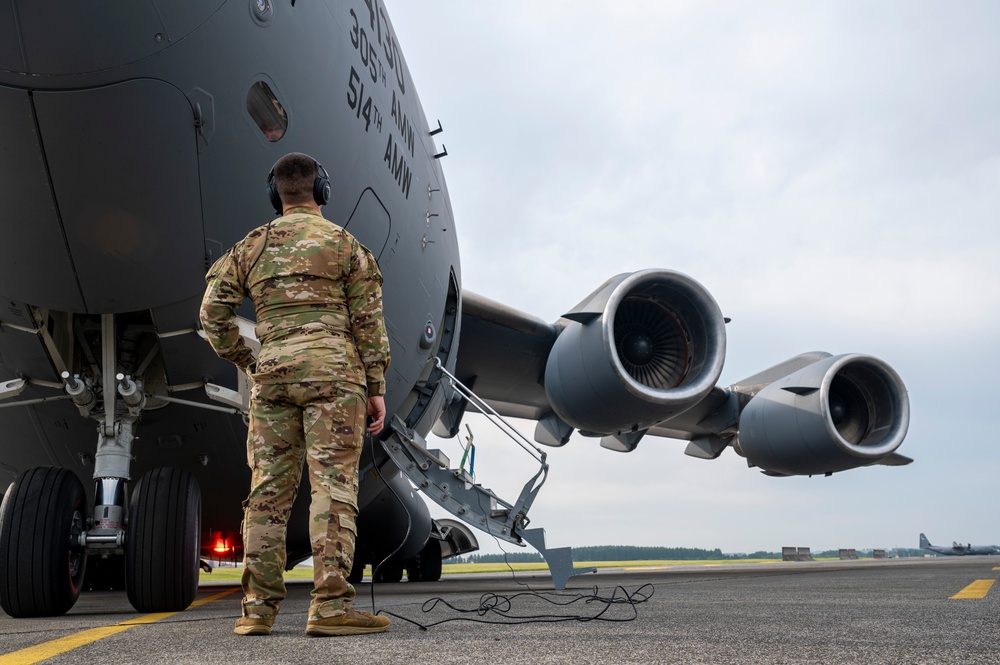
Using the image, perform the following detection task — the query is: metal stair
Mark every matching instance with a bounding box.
[381,360,595,589]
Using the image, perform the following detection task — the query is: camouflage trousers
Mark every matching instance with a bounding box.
[240,381,366,621]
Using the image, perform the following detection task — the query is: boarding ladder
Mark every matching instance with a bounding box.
[381,358,595,589]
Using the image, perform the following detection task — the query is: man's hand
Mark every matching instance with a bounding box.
[366,395,386,435]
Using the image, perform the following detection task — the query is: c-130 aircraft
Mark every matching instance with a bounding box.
[919,534,999,556]
[0,0,911,618]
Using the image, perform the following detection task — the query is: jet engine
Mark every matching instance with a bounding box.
[736,354,909,476]
[543,270,727,437]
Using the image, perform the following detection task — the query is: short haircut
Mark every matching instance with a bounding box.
[272,152,318,205]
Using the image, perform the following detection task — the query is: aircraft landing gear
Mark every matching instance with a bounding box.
[0,313,206,618]
[348,538,444,584]
[0,464,203,617]
[346,555,366,584]
[373,559,404,583]
[406,538,442,582]
[125,467,201,612]
[0,467,88,617]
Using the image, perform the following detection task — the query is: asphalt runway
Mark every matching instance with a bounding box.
[1,556,998,664]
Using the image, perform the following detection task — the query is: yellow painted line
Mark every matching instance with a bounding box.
[0,588,239,665]
[993,566,1000,571]
[949,579,995,599]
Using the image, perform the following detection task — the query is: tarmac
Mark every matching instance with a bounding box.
[1,556,998,664]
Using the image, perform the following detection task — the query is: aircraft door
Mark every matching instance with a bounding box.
[343,188,391,260]
[32,79,204,314]
[0,85,85,312]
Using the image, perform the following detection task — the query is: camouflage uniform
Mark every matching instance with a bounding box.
[200,207,390,621]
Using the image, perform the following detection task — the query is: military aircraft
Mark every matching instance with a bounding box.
[919,534,999,556]
[0,0,911,618]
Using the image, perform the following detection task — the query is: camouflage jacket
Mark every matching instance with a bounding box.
[200,207,390,396]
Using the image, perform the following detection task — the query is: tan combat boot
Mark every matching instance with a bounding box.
[305,608,390,636]
[234,615,275,636]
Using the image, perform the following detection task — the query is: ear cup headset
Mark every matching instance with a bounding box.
[266,160,332,214]
[251,160,332,288]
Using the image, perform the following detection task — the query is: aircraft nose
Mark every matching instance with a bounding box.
[0,0,226,76]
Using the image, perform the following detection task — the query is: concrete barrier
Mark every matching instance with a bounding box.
[783,547,815,561]
[839,548,858,560]
[873,549,886,559]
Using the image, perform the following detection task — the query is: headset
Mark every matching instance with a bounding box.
[248,160,331,289]
[266,159,332,214]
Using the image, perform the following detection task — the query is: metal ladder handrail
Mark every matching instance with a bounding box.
[431,357,547,466]
[379,358,594,588]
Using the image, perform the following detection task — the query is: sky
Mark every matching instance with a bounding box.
[383,1,1000,555]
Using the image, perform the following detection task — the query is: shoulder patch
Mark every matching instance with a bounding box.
[206,250,233,281]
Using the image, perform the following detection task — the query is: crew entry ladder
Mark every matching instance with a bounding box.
[382,359,595,589]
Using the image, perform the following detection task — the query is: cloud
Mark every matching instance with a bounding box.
[392,1,1000,554]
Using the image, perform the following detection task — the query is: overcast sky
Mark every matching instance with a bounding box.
[384,1,1000,556]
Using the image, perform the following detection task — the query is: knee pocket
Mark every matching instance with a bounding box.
[339,513,357,537]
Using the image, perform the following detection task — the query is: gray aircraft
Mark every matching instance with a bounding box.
[919,534,999,556]
[0,0,912,619]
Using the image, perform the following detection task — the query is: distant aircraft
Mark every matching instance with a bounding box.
[0,0,911,619]
[919,534,999,556]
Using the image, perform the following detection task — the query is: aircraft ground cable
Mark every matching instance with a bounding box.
[373,462,653,631]
[473,478,534,589]
[363,431,412,617]
[383,583,654,631]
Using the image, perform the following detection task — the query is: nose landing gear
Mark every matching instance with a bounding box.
[0,313,204,618]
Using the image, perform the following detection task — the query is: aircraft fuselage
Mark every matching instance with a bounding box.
[0,0,459,568]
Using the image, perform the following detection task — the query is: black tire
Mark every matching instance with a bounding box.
[346,555,366,584]
[0,467,88,617]
[125,467,201,613]
[407,539,442,582]
[373,559,403,583]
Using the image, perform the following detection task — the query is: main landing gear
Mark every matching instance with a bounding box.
[0,313,204,618]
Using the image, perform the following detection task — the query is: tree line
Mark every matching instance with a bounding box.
[454,545,928,563]
[456,545,770,563]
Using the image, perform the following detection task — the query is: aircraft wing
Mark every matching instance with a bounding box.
[452,290,561,423]
[452,269,911,476]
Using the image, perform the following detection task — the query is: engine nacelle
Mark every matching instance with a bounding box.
[544,270,727,435]
[736,354,909,476]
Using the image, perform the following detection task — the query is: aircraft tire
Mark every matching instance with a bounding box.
[0,466,87,617]
[347,556,366,583]
[126,467,201,613]
[373,559,404,583]
[406,539,442,582]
